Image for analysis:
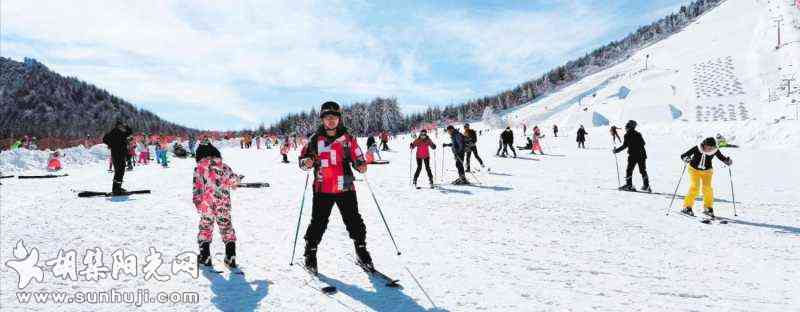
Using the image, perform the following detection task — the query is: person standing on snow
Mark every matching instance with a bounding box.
[366,135,382,160]
[103,119,133,195]
[531,126,544,155]
[443,125,469,184]
[463,123,484,172]
[298,101,374,273]
[379,131,390,151]
[610,125,622,144]
[280,137,291,163]
[410,129,437,188]
[576,125,588,149]
[613,120,650,192]
[679,137,732,218]
[553,124,559,137]
[498,127,517,158]
[188,135,197,156]
[193,138,242,269]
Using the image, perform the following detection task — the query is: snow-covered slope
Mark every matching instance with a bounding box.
[503,0,800,148]
[2,130,799,311]
[1,1,799,311]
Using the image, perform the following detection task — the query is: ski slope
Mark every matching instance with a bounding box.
[504,0,800,149]
[2,128,800,311]
[2,0,800,311]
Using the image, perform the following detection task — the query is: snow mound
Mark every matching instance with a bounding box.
[0,145,109,174]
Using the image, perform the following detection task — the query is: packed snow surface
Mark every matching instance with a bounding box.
[2,0,800,311]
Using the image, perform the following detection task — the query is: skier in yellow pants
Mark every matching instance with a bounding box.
[679,137,732,217]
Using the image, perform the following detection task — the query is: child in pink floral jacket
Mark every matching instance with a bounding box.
[193,149,242,269]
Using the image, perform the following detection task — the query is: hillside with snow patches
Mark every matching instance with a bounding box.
[1,0,800,311]
[500,0,800,149]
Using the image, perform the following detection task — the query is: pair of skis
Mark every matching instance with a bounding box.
[18,173,69,179]
[677,210,729,224]
[303,262,401,295]
[239,182,270,188]
[610,187,730,224]
[77,190,151,198]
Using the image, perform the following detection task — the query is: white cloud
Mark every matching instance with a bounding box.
[424,1,616,83]
[1,0,670,128]
[1,0,464,127]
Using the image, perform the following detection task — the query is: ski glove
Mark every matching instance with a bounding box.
[682,156,691,163]
[723,158,732,166]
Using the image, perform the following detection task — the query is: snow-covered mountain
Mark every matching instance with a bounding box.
[501,0,800,148]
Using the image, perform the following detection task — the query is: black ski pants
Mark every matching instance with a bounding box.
[414,158,433,183]
[454,151,466,178]
[625,157,649,187]
[304,191,367,247]
[500,143,516,157]
[465,145,483,170]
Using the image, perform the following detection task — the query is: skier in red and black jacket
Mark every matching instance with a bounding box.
[298,101,373,273]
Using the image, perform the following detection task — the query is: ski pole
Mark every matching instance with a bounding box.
[728,166,737,216]
[406,266,438,309]
[432,149,438,183]
[666,162,688,215]
[362,175,402,255]
[612,142,621,187]
[290,173,310,265]
[409,148,413,187]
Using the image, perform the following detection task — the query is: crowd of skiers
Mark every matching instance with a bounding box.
[85,100,741,273]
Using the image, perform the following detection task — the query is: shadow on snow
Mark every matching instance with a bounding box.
[318,273,449,312]
[202,269,270,312]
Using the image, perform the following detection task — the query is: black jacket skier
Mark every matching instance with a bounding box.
[613,120,649,192]
[498,127,516,157]
[103,119,132,195]
[576,126,588,148]
[443,126,468,184]
[463,124,484,171]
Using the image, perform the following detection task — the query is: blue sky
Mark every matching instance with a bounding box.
[1,0,691,130]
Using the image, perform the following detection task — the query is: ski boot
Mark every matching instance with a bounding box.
[304,245,318,274]
[223,242,237,269]
[640,185,652,193]
[197,241,212,267]
[680,207,695,217]
[703,207,714,218]
[429,180,435,189]
[354,242,374,272]
[112,180,127,196]
[618,184,635,192]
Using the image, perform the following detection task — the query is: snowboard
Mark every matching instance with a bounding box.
[77,190,151,198]
[18,174,69,179]
[369,160,390,165]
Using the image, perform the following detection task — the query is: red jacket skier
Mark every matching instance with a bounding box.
[298,101,373,273]
[410,129,437,187]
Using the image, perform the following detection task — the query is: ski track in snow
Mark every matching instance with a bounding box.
[1,130,799,311]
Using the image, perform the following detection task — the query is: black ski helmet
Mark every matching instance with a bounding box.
[464,123,470,128]
[320,101,342,118]
[702,137,717,148]
[625,120,637,130]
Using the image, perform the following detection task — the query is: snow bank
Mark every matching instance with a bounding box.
[0,145,109,174]
[0,139,240,174]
